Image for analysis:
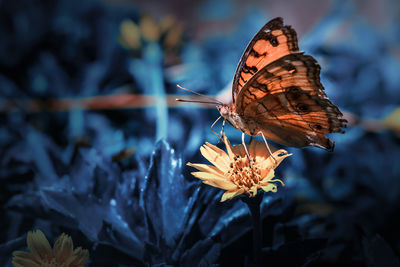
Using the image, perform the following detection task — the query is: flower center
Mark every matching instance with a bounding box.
[226,155,261,195]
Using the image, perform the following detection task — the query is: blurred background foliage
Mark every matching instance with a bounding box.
[1,0,400,266]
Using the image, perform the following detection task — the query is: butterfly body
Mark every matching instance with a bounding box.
[218,103,266,137]
[217,17,347,151]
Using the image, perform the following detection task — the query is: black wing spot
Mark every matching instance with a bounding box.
[270,36,279,47]
[284,86,313,114]
[310,124,323,131]
[286,86,301,100]
[250,50,267,57]
[282,63,297,73]
[297,104,309,112]
[243,65,258,75]
[249,66,258,74]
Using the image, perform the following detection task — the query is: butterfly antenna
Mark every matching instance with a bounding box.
[176,85,223,105]
[175,99,222,105]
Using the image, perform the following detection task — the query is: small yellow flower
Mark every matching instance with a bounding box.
[188,135,291,202]
[12,230,89,267]
[119,19,141,50]
[118,15,183,55]
[139,15,161,42]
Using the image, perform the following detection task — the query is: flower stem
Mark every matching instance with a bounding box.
[242,193,263,265]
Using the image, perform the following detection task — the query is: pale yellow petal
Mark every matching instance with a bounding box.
[221,188,245,202]
[250,186,258,197]
[260,174,285,187]
[164,24,183,49]
[269,178,285,187]
[256,150,291,171]
[186,163,224,176]
[191,171,237,190]
[260,169,275,183]
[190,171,225,181]
[119,19,141,50]
[12,251,34,258]
[53,233,74,263]
[12,256,41,267]
[27,230,52,262]
[12,251,41,267]
[65,247,89,266]
[272,150,292,165]
[204,142,231,164]
[203,179,237,191]
[222,134,235,160]
[140,15,161,42]
[261,183,278,193]
[200,143,230,172]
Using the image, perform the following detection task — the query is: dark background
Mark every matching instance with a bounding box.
[1,0,400,266]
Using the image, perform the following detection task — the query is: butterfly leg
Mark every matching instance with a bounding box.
[220,118,226,136]
[216,119,227,144]
[210,116,222,140]
[242,132,253,168]
[258,131,277,164]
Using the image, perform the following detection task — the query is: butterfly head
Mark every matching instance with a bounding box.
[217,104,231,118]
[217,103,241,126]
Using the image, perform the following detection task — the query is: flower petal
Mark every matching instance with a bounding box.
[231,144,247,158]
[250,186,258,197]
[65,247,89,266]
[27,230,52,262]
[191,171,237,190]
[53,233,74,262]
[269,179,285,186]
[12,251,41,267]
[186,163,224,176]
[12,257,41,267]
[261,183,278,193]
[257,149,291,172]
[190,171,225,181]
[260,169,275,183]
[200,143,230,172]
[203,179,237,191]
[222,134,235,160]
[221,188,245,202]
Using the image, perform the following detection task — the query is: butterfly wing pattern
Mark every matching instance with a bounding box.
[225,17,347,151]
[232,17,299,102]
[236,53,346,150]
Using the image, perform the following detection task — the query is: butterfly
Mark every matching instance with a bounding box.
[178,17,347,151]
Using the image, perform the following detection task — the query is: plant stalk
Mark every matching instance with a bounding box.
[242,193,263,265]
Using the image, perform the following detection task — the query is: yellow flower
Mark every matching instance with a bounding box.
[119,19,141,50]
[12,230,89,267]
[188,135,291,202]
[118,14,183,55]
[139,15,161,43]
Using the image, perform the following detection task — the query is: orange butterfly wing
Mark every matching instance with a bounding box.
[232,17,299,103]
[235,53,347,150]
